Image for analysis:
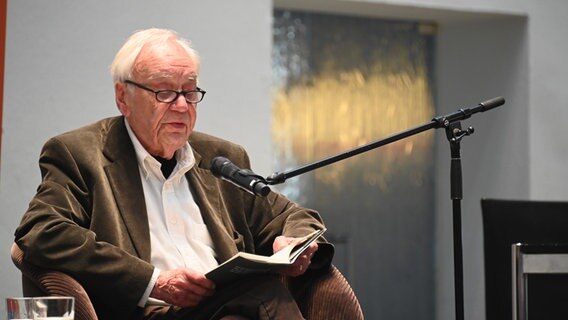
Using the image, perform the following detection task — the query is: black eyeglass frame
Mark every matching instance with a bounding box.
[124,79,206,103]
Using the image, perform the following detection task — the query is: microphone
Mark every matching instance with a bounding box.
[210,156,271,197]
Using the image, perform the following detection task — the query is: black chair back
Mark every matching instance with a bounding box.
[482,198,568,320]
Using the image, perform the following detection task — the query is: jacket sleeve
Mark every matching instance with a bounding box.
[14,136,153,319]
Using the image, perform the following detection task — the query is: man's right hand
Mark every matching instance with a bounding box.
[150,268,216,308]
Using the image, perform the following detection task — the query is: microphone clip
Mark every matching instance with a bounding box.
[210,156,271,197]
[232,169,271,197]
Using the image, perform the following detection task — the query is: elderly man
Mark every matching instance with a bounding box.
[15,28,332,320]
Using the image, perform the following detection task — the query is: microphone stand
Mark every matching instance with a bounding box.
[266,96,505,320]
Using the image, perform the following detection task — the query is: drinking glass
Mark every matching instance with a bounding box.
[31,297,74,320]
[6,297,33,320]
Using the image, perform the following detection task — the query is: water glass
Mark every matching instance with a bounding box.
[31,297,74,320]
[6,297,33,320]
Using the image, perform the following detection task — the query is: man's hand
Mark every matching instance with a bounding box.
[273,235,319,277]
[150,268,216,308]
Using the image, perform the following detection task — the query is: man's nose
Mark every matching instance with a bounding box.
[170,94,190,111]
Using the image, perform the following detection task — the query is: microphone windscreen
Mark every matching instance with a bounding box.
[210,156,231,177]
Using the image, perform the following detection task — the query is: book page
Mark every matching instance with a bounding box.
[270,228,326,263]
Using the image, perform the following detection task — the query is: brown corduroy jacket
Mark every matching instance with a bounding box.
[15,116,331,320]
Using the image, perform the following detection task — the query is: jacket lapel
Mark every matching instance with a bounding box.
[102,117,151,262]
[100,119,236,264]
[187,152,238,263]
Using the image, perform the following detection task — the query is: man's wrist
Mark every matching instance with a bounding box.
[137,267,161,307]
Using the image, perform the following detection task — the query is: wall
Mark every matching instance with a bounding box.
[272,3,528,319]
[276,1,568,319]
[435,16,529,320]
[2,0,568,319]
[526,1,568,200]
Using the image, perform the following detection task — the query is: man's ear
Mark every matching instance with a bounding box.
[115,82,130,116]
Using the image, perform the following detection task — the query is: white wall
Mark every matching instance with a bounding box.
[3,0,568,319]
[435,16,529,320]
[526,1,568,200]
[277,1,568,319]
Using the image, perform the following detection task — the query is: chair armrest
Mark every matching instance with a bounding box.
[12,243,363,319]
[11,243,99,320]
[285,265,364,320]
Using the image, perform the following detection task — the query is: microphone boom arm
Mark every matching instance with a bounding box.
[266,96,505,185]
[266,121,435,185]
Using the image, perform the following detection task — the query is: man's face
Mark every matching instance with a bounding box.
[115,40,199,159]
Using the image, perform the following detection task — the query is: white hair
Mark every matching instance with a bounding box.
[110,28,200,83]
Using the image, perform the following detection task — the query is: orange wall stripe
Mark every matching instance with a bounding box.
[0,0,6,160]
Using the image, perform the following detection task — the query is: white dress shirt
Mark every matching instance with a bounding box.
[124,120,219,306]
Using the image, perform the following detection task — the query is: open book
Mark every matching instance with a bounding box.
[206,228,326,286]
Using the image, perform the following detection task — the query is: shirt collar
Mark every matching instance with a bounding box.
[124,119,195,180]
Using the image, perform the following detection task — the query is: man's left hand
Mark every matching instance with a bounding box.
[273,236,319,277]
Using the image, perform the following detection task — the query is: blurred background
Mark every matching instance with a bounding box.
[2,1,567,319]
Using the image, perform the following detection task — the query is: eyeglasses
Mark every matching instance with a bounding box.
[124,80,206,103]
